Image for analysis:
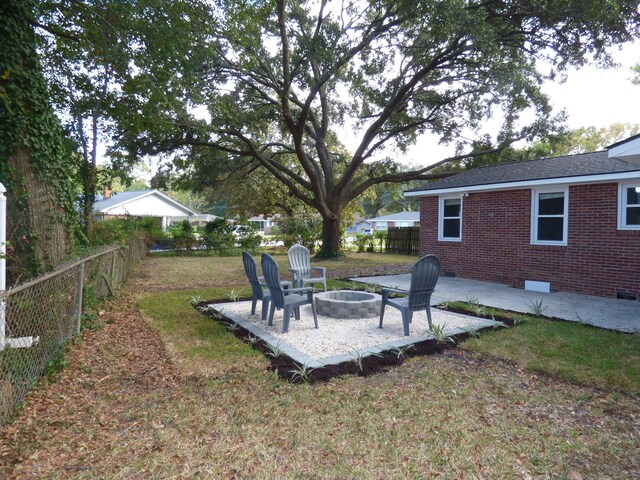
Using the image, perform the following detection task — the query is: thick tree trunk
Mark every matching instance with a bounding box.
[319,213,342,257]
[6,145,70,283]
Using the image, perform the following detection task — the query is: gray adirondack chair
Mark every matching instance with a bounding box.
[287,243,327,291]
[262,253,318,333]
[242,252,292,321]
[379,255,441,336]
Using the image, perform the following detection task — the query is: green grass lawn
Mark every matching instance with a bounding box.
[436,301,640,393]
[135,253,640,393]
[4,253,638,478]
[133,270,639,477]
[464,316,640,392]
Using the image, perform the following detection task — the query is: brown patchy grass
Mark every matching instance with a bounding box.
[134,251,417,293]
[1,255,639,478]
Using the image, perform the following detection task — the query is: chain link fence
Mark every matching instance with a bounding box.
[0,235,147,426]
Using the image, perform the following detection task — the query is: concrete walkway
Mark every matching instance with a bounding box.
[351,275,640,333]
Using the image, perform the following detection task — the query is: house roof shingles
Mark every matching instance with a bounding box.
[93,190,150,211]
[406,151,640,194]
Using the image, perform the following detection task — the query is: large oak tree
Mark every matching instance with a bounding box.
[125,0,640,256]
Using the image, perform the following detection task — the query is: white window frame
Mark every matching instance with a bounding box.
[438,195,462,242]
[531,187,568,246]
[618,181,640,230]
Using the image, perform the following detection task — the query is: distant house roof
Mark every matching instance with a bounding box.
[93,190,196,217]
[367,211,420,222]
[405,150,640,197]
[191,213,219,222]
[248,214,280,222]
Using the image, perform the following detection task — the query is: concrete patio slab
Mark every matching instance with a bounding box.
[350,275,640,333]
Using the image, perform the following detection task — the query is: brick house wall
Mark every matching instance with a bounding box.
[420,182,640,298]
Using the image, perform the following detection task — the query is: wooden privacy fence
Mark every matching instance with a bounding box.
[386,226,420,255]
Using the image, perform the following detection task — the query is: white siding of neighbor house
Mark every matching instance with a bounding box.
[103,194,192,217]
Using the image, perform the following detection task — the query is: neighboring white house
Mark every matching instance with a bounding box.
[248,215,279,234]
[346,219,372,234]
[366,211,420,231]
[93,189,196,230]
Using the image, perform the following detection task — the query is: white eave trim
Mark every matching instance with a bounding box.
[404,171,640,197]
[608,135,640,157]
[98,190,197,216]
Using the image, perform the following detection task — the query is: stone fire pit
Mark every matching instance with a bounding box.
[315,290,382,319]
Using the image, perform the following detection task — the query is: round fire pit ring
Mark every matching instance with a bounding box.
[315,290,382,319]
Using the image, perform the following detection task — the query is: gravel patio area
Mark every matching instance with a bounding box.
[214,300,496,360]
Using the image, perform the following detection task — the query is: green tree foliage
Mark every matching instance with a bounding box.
[465,122,640,168]
[275,215,323,252]
[105,0,640,255]
[201,219,236,255]
[168,220,198,254]
[358,178,422,218]
[563,123,640,153]
[33,0,213,239]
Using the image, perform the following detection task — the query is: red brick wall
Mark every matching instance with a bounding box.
[419,183,640,298]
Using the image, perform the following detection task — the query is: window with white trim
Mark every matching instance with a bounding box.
[531,188,568,245]
[618,182,640,229]
[439,197,462,241]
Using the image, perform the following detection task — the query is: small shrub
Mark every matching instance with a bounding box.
[353,233,371,253]
[202,230,235,255]
[169,220,198,254]
[430,323,456,344]
[527,299,548,316]
[390,345,413,360]
[225,323,239,333]
[93,216,164,249]
[464,295,480,307]
[373,230,387,252]
[238,232,262,252]
[289,363,315,383]
[364,284,377,293]
[350,349,382,373]
[265,341,284,358]
[276,215,322,251]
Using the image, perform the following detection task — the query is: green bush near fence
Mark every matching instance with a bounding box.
[92,216,164,246]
